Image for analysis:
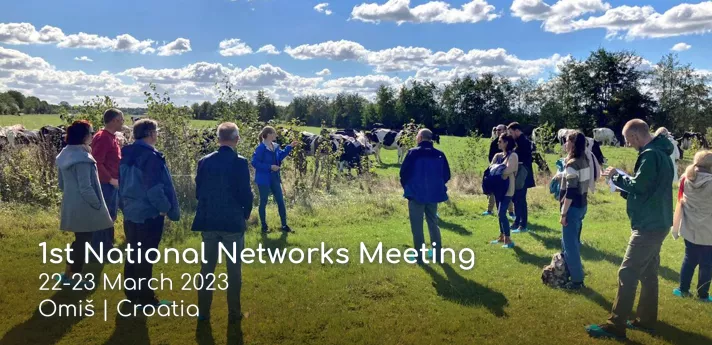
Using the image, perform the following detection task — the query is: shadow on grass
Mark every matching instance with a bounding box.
[652,321,712,345]
[0,264,105,345]
[261,232,289,250]
[439,219,473,236]
[103,312,149,345]
[529,229,680,284]
[375,162,400,169]
[420,263,508,317]
[512,246,551,267]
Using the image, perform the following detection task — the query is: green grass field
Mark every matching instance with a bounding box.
[1,116,709,345]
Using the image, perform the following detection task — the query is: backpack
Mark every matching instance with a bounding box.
[541,252,570,288]
[549,158,566,200]
[482,153,510,196]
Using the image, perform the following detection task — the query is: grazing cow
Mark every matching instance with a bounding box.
[557,129,576,145]
[334,128,356,138]
[593,128,619,146]
[679,132,710,150]
[589,139,606,166]
[338,132,374,174]
[366,128,405,164]
[130,116,142,123]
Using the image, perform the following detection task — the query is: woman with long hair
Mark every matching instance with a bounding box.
[56,120,113,286]
[673,151,712,302]
[252,126,298,233]
[489,133,518,249]
[559,131,592,290]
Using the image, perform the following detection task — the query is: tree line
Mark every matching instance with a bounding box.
[0,91,146,116]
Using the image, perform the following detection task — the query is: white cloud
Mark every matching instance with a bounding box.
[219,38,254,56]
[510,1,712,39]
[157,38,192,56]
[314,3,333,15]
[285,40,369,60]
[0,46,52,70]
[316,68,332,76]
[256,44,280,55]
[0,23,65,44]
[73,56,93,62]
[671,42,692,52]
[351,0,499,24]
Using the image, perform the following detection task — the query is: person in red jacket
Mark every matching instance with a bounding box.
[90,108,124,256]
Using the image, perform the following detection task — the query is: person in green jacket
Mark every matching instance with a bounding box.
[586,119,674,340]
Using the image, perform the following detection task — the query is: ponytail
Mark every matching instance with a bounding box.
[259,126,276,142]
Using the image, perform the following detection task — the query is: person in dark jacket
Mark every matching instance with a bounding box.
[119,118,180,308]
[400,128,451,264]
[252,126,298,233]
[484,124,514,218]
[508,122,535,233]
[192,122,253,323]
[586,119,674,340]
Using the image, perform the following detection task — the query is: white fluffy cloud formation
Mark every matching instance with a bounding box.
[219,39,254,56]
[510,1,712,39]
[73,56,93,62]
[314,3,333,15]
[256,44,280,55]
[0,22,187,55]
[316,68,332,76]
[671,42,692,52]
[157,38,192,56]
[351,0,499,24]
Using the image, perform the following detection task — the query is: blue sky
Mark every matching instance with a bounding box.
[1,0,711,106]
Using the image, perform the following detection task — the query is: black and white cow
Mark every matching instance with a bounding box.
[679,132,710,150]
[592,127,619,146]
[338,132,374,174]
[367,128,405,164]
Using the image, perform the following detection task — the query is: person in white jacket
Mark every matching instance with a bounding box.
[672,150,712,302]
[655,128,680,182]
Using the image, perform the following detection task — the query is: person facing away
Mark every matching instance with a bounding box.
[251,126,298,234]
[119,118,180,308]
[192,122,254,323]
[586,119,674,340]
[559,131,591,290]
[483,124,514,219]
[56,120,114,286]
[400,128,451,264]
[654,127,681,183]
[90,108,124,257]
[673,150,712,302]
[488,133,518,249]
[507,122,535,233]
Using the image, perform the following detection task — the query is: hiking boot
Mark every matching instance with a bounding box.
[673,288,692,298]
[585,324,626,340]
[627,320,655,335]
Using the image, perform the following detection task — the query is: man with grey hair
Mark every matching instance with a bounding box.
[192,122,254,323]
[400,128,451,264]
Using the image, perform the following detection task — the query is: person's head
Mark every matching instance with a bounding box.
[622,119,652,150]
[103,108,124,132]
[259,126,277,142]
[65,120,93,146]
[416,128,433,144]
[507,122,522,139]
[654,127,670,137]
[494,124,506,139]
[217,122,240,147]
[498,133,515,152]
[685,151,712,182]
[565,131,586,161]
[133,119,158,146]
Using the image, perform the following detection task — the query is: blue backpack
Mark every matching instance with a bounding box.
[482,153,510,196]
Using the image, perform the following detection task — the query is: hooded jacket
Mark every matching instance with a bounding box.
[56,145,114,232]
[613,134,674,232]
[680,172,712,246]
[119,140,180,224]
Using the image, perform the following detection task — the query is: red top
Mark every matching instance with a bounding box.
[678,176,686,201]
[91,129,121,184]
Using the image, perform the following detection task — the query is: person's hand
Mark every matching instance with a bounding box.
[109,178,119,188]
[291,140,299,147]
[560,214,568,226]
[603,167,617,177]
[271,165,280,172]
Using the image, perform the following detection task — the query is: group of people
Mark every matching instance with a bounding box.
[53,109,712,339]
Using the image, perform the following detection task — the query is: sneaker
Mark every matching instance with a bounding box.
[511,228,529,234]
[626,320,655,335]
[281,225,294,233]
[562,281,585,290]
[482,211,494,216]
[585,324,626,340]
[673,288,692,298]
[502,242,515,249]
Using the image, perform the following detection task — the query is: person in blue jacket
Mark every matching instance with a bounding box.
[252,126,298,233]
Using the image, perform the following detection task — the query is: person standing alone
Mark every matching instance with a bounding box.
[90,108,124,257]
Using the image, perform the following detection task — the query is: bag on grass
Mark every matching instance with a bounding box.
[541,252,570,288]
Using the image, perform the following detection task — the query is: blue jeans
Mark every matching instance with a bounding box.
[512,188,528,229]
[258,176,287,229]
[679,239,712,299]
[91,183,117,254]
[561,205,587,283]
[495,194,512,237]
[199,231,244,317]
[408,200,441,262]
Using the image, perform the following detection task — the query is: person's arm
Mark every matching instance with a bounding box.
[442,154,451,184]
[399,150,415,188]
[613,152,657,195]
[236,159,254,220]
[194,158,204,201]
[276,144,294,163]
[91,134,111,182]
[144,155,172,214]
[75,163,102,210]
[678,176,685,201]
[251,145,272,173]
[503,153,518,176]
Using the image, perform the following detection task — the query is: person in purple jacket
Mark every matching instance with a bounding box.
[252,126,298,233]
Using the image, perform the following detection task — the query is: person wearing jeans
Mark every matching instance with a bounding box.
[400,129,451,263]
[489,133,518,248]
[483,124,514,219]
[673,150,712,302]
[587,119,674,340]
[252,126,297,234]
[559,131,592,290]
[508,122,535,233]
[192,122,254,323]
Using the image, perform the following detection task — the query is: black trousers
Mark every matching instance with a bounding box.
[69,232,93,273]
[123,216,165,303]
